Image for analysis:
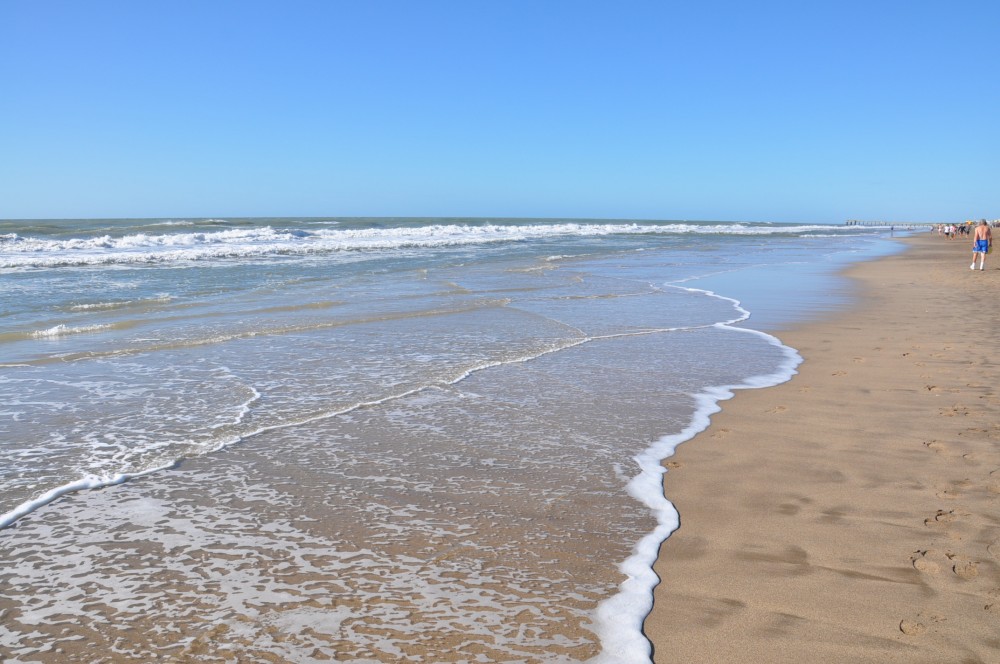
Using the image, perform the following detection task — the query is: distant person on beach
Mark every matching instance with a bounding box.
[971,220,992,270]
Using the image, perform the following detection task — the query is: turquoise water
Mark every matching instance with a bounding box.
[0,217,899,662]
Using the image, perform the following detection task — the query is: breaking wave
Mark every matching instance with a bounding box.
[0,222,870,269]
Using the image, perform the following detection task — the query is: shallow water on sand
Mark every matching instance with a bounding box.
[1,327,790,662]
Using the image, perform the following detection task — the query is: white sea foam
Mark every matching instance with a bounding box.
[30,323,114,338]
[160,220,196,226]
[0,467,169,530]
[0,222,872,269]
[590,287,802,663]
[68,294,172,311]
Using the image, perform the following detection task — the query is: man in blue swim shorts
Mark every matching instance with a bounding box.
[971,220,992,270]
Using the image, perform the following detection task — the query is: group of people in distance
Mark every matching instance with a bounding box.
[936,220,994,271]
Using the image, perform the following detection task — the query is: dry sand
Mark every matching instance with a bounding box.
[645,232,1000,663]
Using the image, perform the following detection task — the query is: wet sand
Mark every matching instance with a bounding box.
[646,232,1000,662]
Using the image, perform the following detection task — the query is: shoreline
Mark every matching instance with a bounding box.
[645,233,1000,662]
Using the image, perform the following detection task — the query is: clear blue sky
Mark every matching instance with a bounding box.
[2,1,997,222]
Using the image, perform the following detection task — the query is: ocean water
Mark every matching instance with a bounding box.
[0,217,897,662]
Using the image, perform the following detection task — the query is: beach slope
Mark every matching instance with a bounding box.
[646,233,1000,663]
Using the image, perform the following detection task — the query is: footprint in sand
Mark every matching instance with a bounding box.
[852,357,866,364]
[986,540,1000,560]
[899,619,926,636]
[953,561,979,580]
[664,461,682,469]
[831,370,847,376]
[924,510,957,527]
[709,428,730,439]
[766,405,788,414]
[911,551,941,574]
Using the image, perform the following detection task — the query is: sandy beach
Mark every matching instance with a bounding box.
[646,232,1000,662]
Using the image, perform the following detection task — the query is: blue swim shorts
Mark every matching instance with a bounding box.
[974,239,989,253]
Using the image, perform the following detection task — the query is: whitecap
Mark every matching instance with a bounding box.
[30,323,114,338]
